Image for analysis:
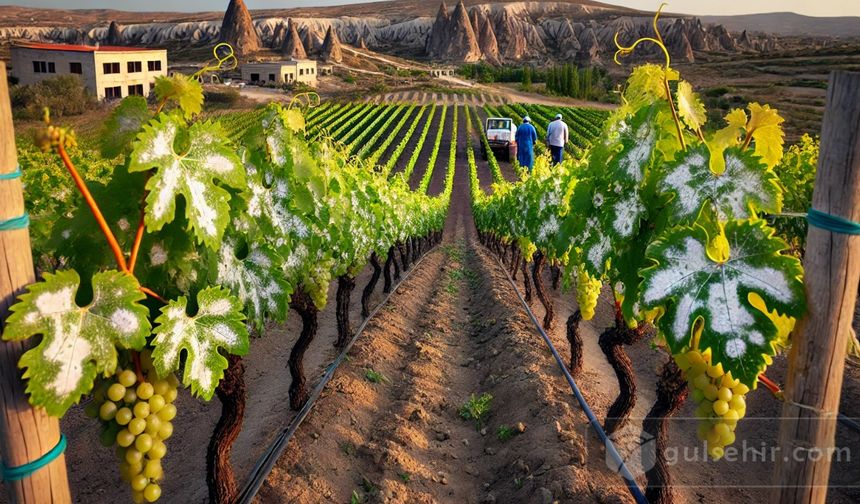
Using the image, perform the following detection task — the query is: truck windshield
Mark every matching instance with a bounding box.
[487,119,509,130]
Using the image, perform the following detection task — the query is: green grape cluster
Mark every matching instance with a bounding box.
[674,348,750,460]
[575,264,602,320]
[87,353,178,503]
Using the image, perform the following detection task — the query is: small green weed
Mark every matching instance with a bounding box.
[361,476,378,495]
[340,441,356,456]
[365,368,389,384]
[497,424,520,441]
[351,490,362,504]
[459,392,493,429]
[398,471,411,483]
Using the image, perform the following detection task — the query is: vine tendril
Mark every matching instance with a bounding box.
[192,43,238,81]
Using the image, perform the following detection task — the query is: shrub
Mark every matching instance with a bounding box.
[11,75,94,119]
[203,87,241,107]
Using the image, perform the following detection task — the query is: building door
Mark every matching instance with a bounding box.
[269,73,276,82]
[250,73,260,82]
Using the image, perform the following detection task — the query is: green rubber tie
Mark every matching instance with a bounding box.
[807,208,860,235]
[1,434,67,482]
[0,164,22,180]
[0,165,28,231]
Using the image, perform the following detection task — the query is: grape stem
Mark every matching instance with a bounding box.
[57,143,128,272]
[56,142,167,304]
[757,373,783,398]
[128,173,151,273]
[132,350,144,383]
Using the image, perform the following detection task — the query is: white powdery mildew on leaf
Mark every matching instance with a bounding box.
[661,152,705,217]
[138,122,176,163]
[207,154,235,174]
[619,122,655,182]
[186,177,218,239]
[587,230,611,272]
[661,148,777,223]
[117,218,130,232]
[152,161,181,220]
[612,192,645,238]
[44,329,92,396]
[35,287,75,314]
[212,323,238,346]
[205,297,233,317]
[110,308,140,335]
[149,244,168,266]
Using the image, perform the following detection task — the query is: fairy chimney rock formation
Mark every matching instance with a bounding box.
[282,19,308,59]
[106,21,123,45]
[426,1,481,62]
[219,0,261,57]
[321,26,343,63]
[426,1,450,56]
[471,8,500,64]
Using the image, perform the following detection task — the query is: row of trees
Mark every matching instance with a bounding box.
[456,63,613,102]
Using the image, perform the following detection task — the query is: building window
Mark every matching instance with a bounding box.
[250,73,260,82]
[128,84,144,96]
[105,86,122,99]
[284,74,292,82]
[127,61,142,73]
[299,68,304,76]
[103,62,120,74]
[147,60,162,71]
[69,62,83,74]
[32,61,54,73]
[268,73,275,82]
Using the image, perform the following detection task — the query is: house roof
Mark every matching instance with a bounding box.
[13,42,163,53]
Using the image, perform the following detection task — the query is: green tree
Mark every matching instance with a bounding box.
[522,66,532,90]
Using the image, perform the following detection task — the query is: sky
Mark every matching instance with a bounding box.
[3,0,859,17]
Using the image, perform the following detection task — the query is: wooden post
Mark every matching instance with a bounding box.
[772,71,860,503]
[0,61,72,503]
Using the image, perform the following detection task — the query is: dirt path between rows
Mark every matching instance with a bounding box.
[257,118,632,504]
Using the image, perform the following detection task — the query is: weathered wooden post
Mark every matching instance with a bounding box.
[772,71,860,503]
[0,61,72,503]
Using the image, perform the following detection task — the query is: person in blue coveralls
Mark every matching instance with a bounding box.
[515,115,537,173]
[546,113,569,165]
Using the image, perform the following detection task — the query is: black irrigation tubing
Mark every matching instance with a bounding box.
[492,254,649,504]
[236,241,438,504]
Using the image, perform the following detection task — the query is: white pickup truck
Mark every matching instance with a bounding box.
[481,117,517,161]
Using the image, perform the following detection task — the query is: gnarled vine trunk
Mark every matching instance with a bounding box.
[599,308,648,435]
[521,257,532,302]
[335,275,355,348]
[397,241,409,270]
[551,265,561,290]
[361,252,382,318]
[288,288,319,410]
[566,310,583,377]
[383,246,395,293]
[510,247,520,279]
[531,250,554,329]
[643,359,688,504]
[207,355,246,504]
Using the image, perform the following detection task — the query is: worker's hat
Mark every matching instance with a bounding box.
[555,113,563,119]
[523,116,531,123]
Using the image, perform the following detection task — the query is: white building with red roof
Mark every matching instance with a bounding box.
[10,42,168,100]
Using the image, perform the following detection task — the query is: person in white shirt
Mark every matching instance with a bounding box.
[545,113,569,165]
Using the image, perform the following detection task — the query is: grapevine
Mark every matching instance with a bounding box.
[5,66,452,501]
[471,10,806,497]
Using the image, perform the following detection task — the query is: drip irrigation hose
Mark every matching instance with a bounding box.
[236,242,438,504]
[493,254,649,504]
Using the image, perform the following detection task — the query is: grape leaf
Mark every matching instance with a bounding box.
[746,103,785,169]
[675,80,706,131]
[215,236,293,328]
[707,108,747,174]
[658,145,782,225]
[151,286,249,400]
[153,75,203,119]
[129,113,245,248]
[639,219,805,386]
[3,270,151,416]
[100,96,151,158]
